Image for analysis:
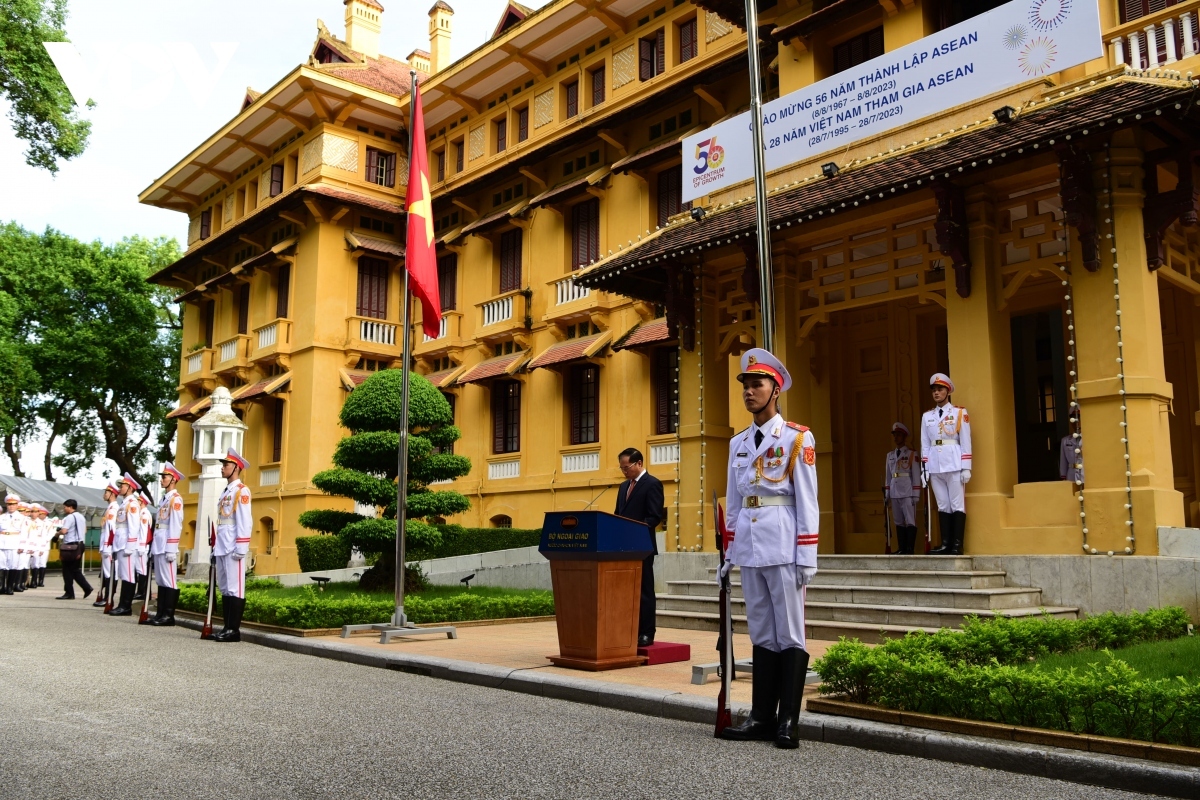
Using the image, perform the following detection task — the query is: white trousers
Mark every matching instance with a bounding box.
[153,554,177,589]
[117,551,136,583]
[929,472,965,513]
[889,496,916,527]
[0,549,17,570]
[134,550,148,576]
[101,551,112,579]
[36,552,48,568]
[215,555,245,598]
[741,563,807,652]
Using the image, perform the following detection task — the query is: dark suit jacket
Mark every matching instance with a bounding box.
[614,470,665,555]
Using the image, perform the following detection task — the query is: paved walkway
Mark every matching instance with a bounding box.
[0,589,1165,799]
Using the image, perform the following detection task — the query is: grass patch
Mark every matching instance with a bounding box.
[1025,634,1200,682]
[250,581,541,603]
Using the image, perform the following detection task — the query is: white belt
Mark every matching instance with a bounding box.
[933,439,958,445]
[892,472,910,478]
[743,495,792,508]
[218,520,234,527]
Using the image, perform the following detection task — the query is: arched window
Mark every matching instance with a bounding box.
[491,514,513,529]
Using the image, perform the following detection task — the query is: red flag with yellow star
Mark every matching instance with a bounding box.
[405,79,441,338]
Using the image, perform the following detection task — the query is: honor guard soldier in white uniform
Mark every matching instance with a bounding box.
[0,494,24,594]
[96,480,120,608]
[213,448,252,642]
[133,491,153,600]
[884,423,922,555]
[32,504,50,587]
[16,501,34,590]
[719,349,819,749]
[1060,409,1084,487]
[148,463,184,626]
[109,473,143,616]
[921,373,972,555]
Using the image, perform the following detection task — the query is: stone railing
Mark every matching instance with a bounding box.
[1109,3,1199,68]
[187,352,204,374]
[423,316,449,343]
[561,451,600,473]
[650,442,680,465]
[481,295,515,327]
[259,467,280,487]
[487,459,521,480]
[554,274,591,306]
[257,321,279,349]
[359,318,397,346]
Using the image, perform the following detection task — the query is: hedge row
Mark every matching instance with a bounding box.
[406,525,542,561]
[814,608,1200,746]
[177,584,553,629]
[296,535,352,572]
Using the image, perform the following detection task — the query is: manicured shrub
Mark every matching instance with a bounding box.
[814,607,1199,746]
[295,535,351,572]
[407,525,543,561]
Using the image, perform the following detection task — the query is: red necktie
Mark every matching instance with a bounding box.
[626,478,636,500]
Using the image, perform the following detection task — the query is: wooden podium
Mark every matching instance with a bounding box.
[540,510,654,671]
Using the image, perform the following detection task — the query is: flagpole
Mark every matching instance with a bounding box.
[743,0,775,352]
[392,72,419,628]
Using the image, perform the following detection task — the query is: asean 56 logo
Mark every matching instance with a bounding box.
[693,137,725,174]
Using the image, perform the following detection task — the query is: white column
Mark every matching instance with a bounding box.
[1145,24,1160,67]
[1183,12,1197,58]
[1113,35,1126,66]
[1130,30,1143,69]
[1164,17,1178,63]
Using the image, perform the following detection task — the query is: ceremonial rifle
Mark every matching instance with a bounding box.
[922,463,933,554]
[200,521,217,639]
[883,490,893,555]
[103,530,116,614]
[138,521,155,625]
[712,492,734,738]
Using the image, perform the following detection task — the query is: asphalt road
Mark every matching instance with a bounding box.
[0,589,1167,800]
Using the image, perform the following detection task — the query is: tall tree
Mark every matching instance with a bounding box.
[0,0,91,173]
[299,369,472,590]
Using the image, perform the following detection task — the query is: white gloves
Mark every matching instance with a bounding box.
[961,469,972,484]
[920,471,928,488]
[232,551,246,561]
[166,552,176,563]
[716,559,733,585]
[796,565,817,587]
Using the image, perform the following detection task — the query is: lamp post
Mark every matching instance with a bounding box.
[187,386,246,577]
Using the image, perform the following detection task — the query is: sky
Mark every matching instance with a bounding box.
[1,0,549,485]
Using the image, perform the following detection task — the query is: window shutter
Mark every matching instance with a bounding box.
[438,254,458,311]
[587,199,599,266]
[272,398,284,462]
[276,264,291,318]
[366,149,379,184]
[237,284,250,334]
[456,142,464,172]
[199,209,211,239]
[510,382,522,452]
[357,257,388,318]
[492,384,506,453]
[518,108,528,142]
[203,301,215,347]
[657,165,682,228]
[592,67,605,105]
[566,82,578,118]
[639,38,653,80]
[654,351,670,434]
[271,164,284,196]
[437,151,445,182]
[656,29,665,75]
[680,19,696,62]
[500,229,522,292]
[384,153,396,187]
[497,119,507,152]
[570,367,582,445]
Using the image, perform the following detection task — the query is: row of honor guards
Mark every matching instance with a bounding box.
[0,500,62,594]
[91,448,253,642]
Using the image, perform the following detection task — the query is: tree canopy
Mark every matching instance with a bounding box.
[0,222,180,481]
[0,0,92,173]
[299,369,471,588]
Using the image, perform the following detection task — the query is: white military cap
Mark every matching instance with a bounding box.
[891,422,910,435]
[736,348,791,392]
[930,373,954,393]
[4,493,18,504]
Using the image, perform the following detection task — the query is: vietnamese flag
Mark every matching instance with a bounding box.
[405,79,441,338]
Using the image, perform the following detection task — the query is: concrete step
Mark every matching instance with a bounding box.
[816,555,978,571]
[656,594,1077,630]
[654,610,943,644]
[813,569,1008,590]
[804,585,1045,611]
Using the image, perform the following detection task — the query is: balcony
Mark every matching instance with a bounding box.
[475,289,531,341]
[543,274,624,323]
[346,315,402,359]
[181,347,215,388]
[252,318,292,362]
[1108,2,1200,69]
[413,310,464,357]
[213,335,252,376]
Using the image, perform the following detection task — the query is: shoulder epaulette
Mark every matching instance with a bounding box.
[786,421,809,432]
[735,426,750,437]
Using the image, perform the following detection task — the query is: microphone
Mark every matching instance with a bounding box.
[582,484,612,511]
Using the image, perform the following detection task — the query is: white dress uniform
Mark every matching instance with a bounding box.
[0,505,24,573]
[884,446,921,527]
[920,405,972,513]
[136,499,152,577]
[214,478,252,598]
[35,514,51,569]
[153,488,183,589]
[100,495,118,582]
[113,493,141,583]
[1059,433,1083,484]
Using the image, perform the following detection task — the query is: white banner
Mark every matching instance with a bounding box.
[682,0,1103,202]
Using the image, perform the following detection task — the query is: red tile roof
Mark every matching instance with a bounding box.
[305,184,405,214]
[772,0,878,42]
[166,395,212,420]
[528,333,606,369]
[457,353,524,384]
[312,32,425,96]
[424,365,465,387]
[460,200,527,235]
[233,373,291,402]
[613,318,672,350]
[347,232,404,257]
[577,77,1193,292]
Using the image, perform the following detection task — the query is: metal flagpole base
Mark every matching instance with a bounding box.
[339,621,458,642]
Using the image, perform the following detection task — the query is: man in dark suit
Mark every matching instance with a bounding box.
[614,447,665,646]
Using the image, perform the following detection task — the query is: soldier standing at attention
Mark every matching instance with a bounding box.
[0,495,25,595]
[719,348,819,750]
[133,491,153,600]
[1060,409,1084,487]
[884,423,921,555]
[95,480,120,608]
[109,474,143,616]
[148,463,184,627]
[32,504,51,587]
[922,373,972,556]
[213,448,252,643]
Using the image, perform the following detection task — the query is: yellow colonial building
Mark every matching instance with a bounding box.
[142,0,1200,574]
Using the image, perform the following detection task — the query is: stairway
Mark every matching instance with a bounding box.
[656,555,1079,644]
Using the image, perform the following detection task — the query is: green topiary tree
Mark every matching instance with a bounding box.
[298,369,471,590]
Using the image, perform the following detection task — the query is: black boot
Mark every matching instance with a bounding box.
[214,596,244,642]
[951,512,967,555]
[133,571,147,601]
[1,569,12,595]
[149,587,177,627]
[109,581,135,616]
[37,567,45,587]
[14,568,27,591]
[93,579,108,607]
[929,512,954,554]
[720,646,780,740]
[776,647,811,749]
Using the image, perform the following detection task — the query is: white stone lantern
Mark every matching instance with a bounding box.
[186,386,247,576]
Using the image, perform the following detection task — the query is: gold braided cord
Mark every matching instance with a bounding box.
[754,436,804,484]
